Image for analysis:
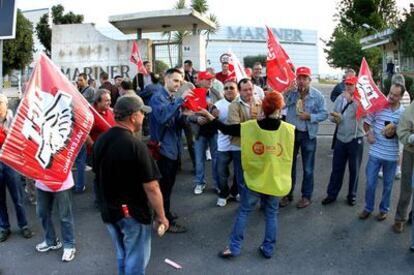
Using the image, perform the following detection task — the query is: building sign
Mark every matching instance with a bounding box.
[60,65,132,82]
[226,26,303,43]
[0,0,17,39]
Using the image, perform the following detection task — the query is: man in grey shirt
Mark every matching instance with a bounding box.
[77,73,95,104]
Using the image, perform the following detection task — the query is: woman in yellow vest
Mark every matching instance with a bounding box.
[199,92,295,259]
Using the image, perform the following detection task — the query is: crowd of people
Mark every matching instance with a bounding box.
[1,58,414,275]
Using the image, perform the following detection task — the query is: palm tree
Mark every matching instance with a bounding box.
[204,13,220,49]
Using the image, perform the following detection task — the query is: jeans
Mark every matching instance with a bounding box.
[364,155,398,213]
[0,163,28,230]
[326,138,363,200]
[182,119,195,168]
[74,144,87,192]
[217,151,238,199]
[289,130,317,200]
[229,187,279,257]
[395,149,414,222]
[106,218,151,275]
[411,185,414,248]
[194,134,218,188]
[36,188,75,248]
[231,151,245,195]
[157,154,179,222]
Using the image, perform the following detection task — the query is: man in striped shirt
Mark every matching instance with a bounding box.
[359,83,405,221]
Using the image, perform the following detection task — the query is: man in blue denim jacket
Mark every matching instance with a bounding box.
[149,68,193,233]
[280,66,328,209]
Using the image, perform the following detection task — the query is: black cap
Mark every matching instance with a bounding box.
[114,95,152,120]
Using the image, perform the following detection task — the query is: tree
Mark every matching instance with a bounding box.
[162,0,220,66]
[36,5,84,56]
[325,0,398,74]
[2,10,34,75]
[393,4,414,58]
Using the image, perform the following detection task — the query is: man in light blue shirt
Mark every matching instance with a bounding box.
[281,66,328,209]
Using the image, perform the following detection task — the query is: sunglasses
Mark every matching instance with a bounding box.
[224,86,236,90]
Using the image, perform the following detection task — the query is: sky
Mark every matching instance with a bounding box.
[16,0,414,75]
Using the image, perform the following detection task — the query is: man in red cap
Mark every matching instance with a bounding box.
[322,75,365,206]
[281,66,328,208]
[188,71,223,195]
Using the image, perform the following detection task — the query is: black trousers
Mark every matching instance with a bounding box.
[157,154,180,222]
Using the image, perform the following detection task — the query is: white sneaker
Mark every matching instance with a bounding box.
[85,165,92,171]
[194,185,205,195]
[62,248,76,262]
[206,149,212,161]
[378,170,383,178]
[395,170,401,180]
[216,198,227,207]
[36,240,62,252]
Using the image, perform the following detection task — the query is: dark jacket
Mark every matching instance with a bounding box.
[133,72,157,92]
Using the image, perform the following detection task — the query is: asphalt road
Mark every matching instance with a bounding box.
[1,84,413,275]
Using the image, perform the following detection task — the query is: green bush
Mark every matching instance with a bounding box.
[409,83,414,102]
[154,60,169,75]
[243,55,267,69]
[404,75,413,92]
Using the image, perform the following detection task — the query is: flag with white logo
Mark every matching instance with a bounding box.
[0,53,94,190]
[220,50,247,82]
[130,41,148,75]
[266,26,296,93]
[354,58,388,119]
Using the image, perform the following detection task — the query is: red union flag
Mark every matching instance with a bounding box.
[0,53,94,190]
[354,58,388,119]
[130,41,148,75]
[266,26,296,92]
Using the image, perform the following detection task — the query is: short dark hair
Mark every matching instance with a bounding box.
[121,80,133,90]
[237,78,253,90]
[99,72,109,80]
[78,73,88,80]
[184,60,193,66]
[114,75,122,80]
[165,68,183,77]
[143,61,150,66]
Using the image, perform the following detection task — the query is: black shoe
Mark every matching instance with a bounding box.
[21,227,33,239]
[258,246,272,259]
[321,197,336,205]
[169,212,179,220]
[347,197,356,206]
[167,222,187,233]
[0,229,11,242]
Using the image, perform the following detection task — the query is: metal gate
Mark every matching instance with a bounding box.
[152,42,181,74]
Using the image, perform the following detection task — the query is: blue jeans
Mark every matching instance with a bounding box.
[0,163,28,230]
[217,151,238,199]
[231,151,245,195]
[36,188,75,248]
[364,155,398,213]
[229,188,279,257]
[194,134,218,188]
[74,144,87,192]
[289,130,317,200]
[106,218,151,275]
[326,138,363,200]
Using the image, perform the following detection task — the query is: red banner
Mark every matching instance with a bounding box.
[266,26,296,93]
[0,53,94,190]
[130,41,148,75]
[354,58,388,119]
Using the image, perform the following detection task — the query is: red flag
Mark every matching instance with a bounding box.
[266,26,296,93]
[183,88,208,112]
[130,41,148,75]
[354,58,388,119]
[0,53,94,190]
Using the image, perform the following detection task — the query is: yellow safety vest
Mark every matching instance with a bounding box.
[241,120,295,196]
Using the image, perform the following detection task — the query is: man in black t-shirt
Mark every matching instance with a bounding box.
[93,95,168,275]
